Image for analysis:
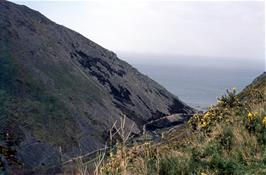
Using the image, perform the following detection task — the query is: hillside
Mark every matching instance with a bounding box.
[0,1,194,173]
[98,72,266,175]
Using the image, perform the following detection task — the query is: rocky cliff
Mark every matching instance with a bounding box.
[0,1,194,172]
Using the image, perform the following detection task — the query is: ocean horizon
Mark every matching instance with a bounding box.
[117,53,265,111]
[133,64,262,111]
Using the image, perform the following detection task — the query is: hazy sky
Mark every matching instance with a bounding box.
[12,0,265,64]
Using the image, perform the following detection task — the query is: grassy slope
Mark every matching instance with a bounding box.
[99,72,266,175]
[0,28,81,151]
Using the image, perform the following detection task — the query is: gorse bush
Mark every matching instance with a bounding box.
[217,88,239,108]
[94,81,266,175]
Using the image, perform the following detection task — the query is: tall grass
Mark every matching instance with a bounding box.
[99,87,266,175]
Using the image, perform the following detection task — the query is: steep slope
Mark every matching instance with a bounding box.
[101,72,265,175]
[0,1,194,171]
[238,72,266,103]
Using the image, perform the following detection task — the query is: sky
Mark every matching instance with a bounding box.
[12,0,265,67]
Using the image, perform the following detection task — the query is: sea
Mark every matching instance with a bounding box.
[118,53,264,111]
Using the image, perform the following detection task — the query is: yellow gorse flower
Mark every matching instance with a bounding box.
[199,121,207,128]
[203,112,210,120]
[262,116,266,126]
[247,112,255,122]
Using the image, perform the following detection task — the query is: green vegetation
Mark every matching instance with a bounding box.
[93,73,266,175]
[0,37,80,150]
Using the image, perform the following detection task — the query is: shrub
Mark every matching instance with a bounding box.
[219,125,233,150]
[159,157,188,175]
[209,154,238,175]
[217,88,239,108]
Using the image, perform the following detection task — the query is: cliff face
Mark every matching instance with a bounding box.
[0,1,194,171]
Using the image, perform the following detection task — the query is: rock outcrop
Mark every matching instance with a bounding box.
[0,1,194,172]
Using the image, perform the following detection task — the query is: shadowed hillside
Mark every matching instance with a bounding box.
[0,1,194,173]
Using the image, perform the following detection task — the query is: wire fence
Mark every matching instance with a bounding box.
[61,112,194,167]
